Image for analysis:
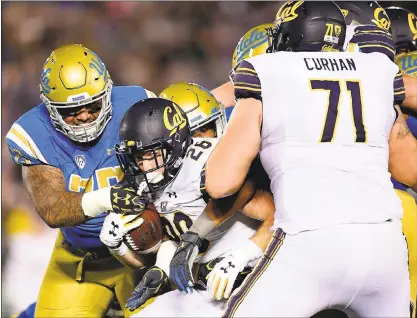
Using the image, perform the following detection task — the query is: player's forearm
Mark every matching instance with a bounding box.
[111,246,148,269]
[250,215,274,252]
[241,189,275,221]
[22,165,87,228]
[389,106,417,187]
[190,180,256,238]
[402,75,417,111]
[206,99,262,198]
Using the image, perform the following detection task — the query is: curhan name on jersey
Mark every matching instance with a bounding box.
[304,57,356,72]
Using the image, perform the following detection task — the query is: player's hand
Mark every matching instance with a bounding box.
[126,266,169,311]
[207,240,263,300]
[169,231,203,294]
[100,212,144,249]
[110,179,149,214]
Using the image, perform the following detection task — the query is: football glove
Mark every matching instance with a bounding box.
[110,179,149,214]
[169,231,203,294]
[207,239,262,300]
[126,266,169,311]
[100,212,144,249]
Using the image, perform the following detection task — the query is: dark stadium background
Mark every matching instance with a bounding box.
[1,1,416,316]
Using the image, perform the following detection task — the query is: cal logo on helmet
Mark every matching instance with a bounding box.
[275,0,304,24]
[372,8,391,31]
[163,102,187,136]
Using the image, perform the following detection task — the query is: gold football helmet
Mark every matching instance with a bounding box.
[40,44,113,143]
[159,82,226,137]
[230,23,273,81]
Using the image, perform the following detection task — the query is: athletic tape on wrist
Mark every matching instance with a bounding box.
[81,187,112,217]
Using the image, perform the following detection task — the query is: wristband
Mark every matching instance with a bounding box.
[109,241,129,256]
[155,240,178,274]
[81,187,112,217]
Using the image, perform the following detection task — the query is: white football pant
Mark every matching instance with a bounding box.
[223,220,410,317]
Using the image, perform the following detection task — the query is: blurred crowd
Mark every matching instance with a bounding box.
[1,1,416,316]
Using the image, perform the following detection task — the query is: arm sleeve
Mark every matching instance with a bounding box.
[234,60,262,101]
[349,24,396,62]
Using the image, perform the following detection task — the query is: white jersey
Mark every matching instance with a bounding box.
[244,51,403,235]
[153,137,260,262]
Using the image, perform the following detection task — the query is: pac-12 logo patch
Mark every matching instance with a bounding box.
[75,155,86,169]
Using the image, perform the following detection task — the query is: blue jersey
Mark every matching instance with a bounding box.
[392,115,417,191]
[225,106,234,122]
[5,86,154,250]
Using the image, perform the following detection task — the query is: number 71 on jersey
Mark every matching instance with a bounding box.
[310,79,366,143]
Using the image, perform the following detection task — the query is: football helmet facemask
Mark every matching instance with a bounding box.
[267,1,347,53]
[40,44,112,143]
[159,82,226,138]
[115,98,192,193]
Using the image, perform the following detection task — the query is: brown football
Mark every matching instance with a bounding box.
[123,204,163,254]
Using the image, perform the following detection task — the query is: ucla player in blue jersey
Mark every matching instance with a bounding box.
[5,44,155,317]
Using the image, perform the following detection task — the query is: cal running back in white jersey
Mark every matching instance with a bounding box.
[153,137,259,263]
[242,51,403,235]
[135,138,260,317]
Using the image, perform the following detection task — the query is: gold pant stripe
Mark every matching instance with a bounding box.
[223,229,285,318]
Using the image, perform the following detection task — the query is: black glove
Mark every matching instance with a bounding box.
[194,257,224,290]
[126,266,169,312]
[195,257,251,291]
[169,231,203,294]
[110,179,148,214]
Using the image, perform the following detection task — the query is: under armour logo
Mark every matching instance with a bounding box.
[112,193,131,205]
[220,261,235,274]
[109,221,119,237]
[167,192,177,198]
[220,267,228,273]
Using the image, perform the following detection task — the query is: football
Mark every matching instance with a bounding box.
[123,204,163,254]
